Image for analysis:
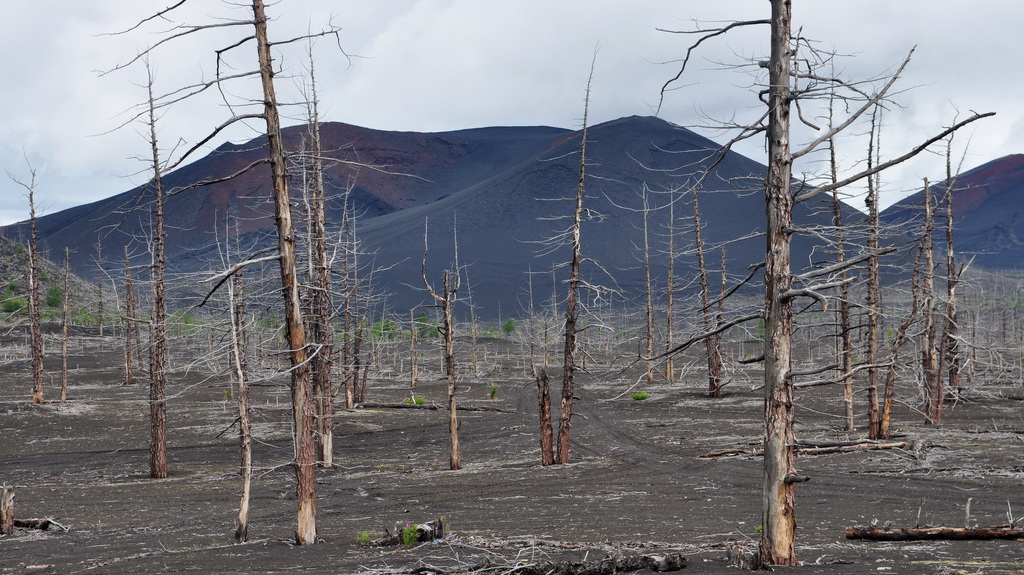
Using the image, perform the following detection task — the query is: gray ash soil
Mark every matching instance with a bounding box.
[1,331,1023,573]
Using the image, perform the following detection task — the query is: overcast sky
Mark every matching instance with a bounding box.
[1,0,1020,225]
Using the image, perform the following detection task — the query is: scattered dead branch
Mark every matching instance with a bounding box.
[845,525,1024,541]
[699,439,907,459]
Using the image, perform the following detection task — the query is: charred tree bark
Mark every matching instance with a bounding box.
[304,75,335,468]
[25,173,44,405]
[846,525,1024,541]
[0,486,13,536]
[921,179,942,424]
[252,0,316,544]
[880,227,925,439]
[536,366,554,466]
[558,63,594,466]
[759,0,798,565]
[60,248,70,403]
[865,112,883,440]
[145,67,169,480]
[940,149,962,400]
[692,184,723,397]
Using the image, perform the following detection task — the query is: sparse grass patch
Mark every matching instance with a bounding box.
[630,391,651,401]
[403,396,425,405]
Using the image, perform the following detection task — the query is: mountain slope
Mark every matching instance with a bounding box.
[5,116,859,319]
[880,154,1024,270]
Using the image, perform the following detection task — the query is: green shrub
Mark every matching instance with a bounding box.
[488,384,499,400]
[403,396,426,405]
[501,318,517,335]
[356,532,371,546]
[630,391,651,401]
[401,525,421,547]
[3,298,26,313]
[45,285,63,307]
[370,318,400,341]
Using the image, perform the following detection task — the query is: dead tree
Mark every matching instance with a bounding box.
[96,237,105,337]
[557,58,596,465]
[865,109,883,439]
[252,0,317,543]
[122,246,137,386]
[300,64,335,467]
[691,183,723,397]
[229,267,253,542]
[8,167,45,404]
[60,248,70,402]
[663,189,677,382]
[641,188,655,382]
[1,486,13,536]
[921,179,942,424]
[143,65,169,480]
[658,1,992,563]
[422,218,462,471]
[940,142,963,399]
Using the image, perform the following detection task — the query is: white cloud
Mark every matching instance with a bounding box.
[1,0,1020,223]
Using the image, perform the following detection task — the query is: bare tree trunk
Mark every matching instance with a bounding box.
[410,309,418,388]
[641,189,655,382]
[60,248,70,403]
[0,486,13,536]
[422,219,462,470]
[692,184,722,397]
[229,269,253,543]
[144,66,169,480]
[866,110,883,440]
[536,365,554,466]
[827,103,854,431]
[304,73,335,468]
[123,247,136,386]
[663,194,676,382]
[759,1,798,565]
[921,179,942,424]
[940,148,962,399]
[252,0,316,544]
[881,224,924,438]
[558,62,594,465]
[23,171,44,405]
[96,238,104,337]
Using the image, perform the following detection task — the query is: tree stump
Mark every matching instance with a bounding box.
[1,486,14,536]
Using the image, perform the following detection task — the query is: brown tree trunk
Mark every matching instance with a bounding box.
[304,81,335,468]
[26,175,44,405]
[941,151,962,399]
[759,0,798,565]
[252,0,316,544]
[537,366,554,466]
[921,179,942,424]
[865,112,883,440]
[0,486,13,536]
[442,271,461,470]
[558,64,593,465]
[60,248,70,403]
[693,184,722,397]
[96,238,104,337]
[145,67,169,480]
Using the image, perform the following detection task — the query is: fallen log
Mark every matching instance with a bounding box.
[357,402,511,413]
[13,518,69,532]
[417,553,688,574]
[699,440,906,459]
[845,525,1024,541]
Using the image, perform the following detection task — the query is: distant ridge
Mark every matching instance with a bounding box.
[4,116,863,318]
[880,154,1024,270]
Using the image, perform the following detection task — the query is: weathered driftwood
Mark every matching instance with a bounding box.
[418,553,688,574]
[699,440,906,459]
[845,525,1024,541]
[1,486,13,536]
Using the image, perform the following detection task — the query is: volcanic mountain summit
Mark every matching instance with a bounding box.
[16,115,1008,318]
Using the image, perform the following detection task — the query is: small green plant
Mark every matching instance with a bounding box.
[3,297,26,313]
[45,285,63,307]
[224,389,233,400]
[501,318,517,335]
[356,532,371,546]
[630,391,651,401]
[403,396,426,405]
[401,525,420,547]
[754,524,763,533]
[488,384,499,400]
